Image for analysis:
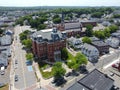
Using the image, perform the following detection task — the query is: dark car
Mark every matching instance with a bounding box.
[65,72,72,77]
[55,77,67,86]
[79,65,88,74]
[15,60,18,64]
[71,70,79,76]
[15,75,18,81]
[26,61,32,66]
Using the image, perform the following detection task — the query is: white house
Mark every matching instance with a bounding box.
[81,43,99,62]
[68,37,83,49]
[105,37,120,48]
[0,35,12,46]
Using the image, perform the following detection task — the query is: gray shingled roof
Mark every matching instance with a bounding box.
[78,69,114,90]
[67,83,89,90]
[82,43,98,51]
[92,41,108,46]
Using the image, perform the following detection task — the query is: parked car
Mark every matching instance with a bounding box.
[65,72,72,77]
[0,70,5,75]
[79,65,88,74]
[15,60,18,64]
[26,61,32,66]
[0,66,5,75]
[15,75,18,81]
[71,70,79,76]
[55,77,67,86]
[112,63,119,68]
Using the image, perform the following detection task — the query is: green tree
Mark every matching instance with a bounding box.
[109,25,119,33]
[85,24,93,37]
[53,18,61,24]
[67,52,88,70]
[104,28,110,37]
[0,29,4,35]
[91,12,103,18]
[37,24,46,30]
[75,53,88,65]
[93,31,105,39]
[22,39,32,49]
[61,48,68,60]
[26,53,33,61]
[19,33,27,41]
[82,37,91,44]
[52,62,66,79]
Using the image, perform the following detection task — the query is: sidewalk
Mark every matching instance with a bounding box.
[33,61,55,90]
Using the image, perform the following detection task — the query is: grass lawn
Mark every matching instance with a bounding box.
[38,62,53,79]
[0,84,9,90]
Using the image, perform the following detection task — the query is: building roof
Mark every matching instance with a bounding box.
[68,37,82,45]
[82,43,98,51]
[111,32,120,37]
[67,82,89,90]
[78,69,114,90]
[92,41,108,46]
[32,28,65,43]
[67,69,114,90]
[64,22,82,30]
[89,37,99,41]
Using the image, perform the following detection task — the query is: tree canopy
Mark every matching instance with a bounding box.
[52,62,66,79]
[26,53,33,61]
[82,37,92,44]
[85,24,93,37]
[67,53,88,70]
[61,48,68,60]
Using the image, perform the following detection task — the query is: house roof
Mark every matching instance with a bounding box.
[68,37,82,45]
[92,41,108,47]
[89,37,99,41]
[67,69,114,90]
[82,43,98,51]
[78,69,114,90]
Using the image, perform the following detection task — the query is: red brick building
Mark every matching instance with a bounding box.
[32,28,66,63]
[57,22,82,38]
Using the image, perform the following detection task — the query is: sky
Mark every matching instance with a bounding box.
[0,0,120,7]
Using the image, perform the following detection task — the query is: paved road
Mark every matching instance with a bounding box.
[12,25,37,90]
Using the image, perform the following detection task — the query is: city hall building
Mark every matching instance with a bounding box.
[31,28,66,63]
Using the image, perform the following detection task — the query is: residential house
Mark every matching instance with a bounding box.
[105,37,119,48]
[91,41,109,55]
[67,37,82,49]
[0,35,12,46]
[81,43,99,62]
[32,28,66,63]
[0,46,11,57]
[67,69,114,90]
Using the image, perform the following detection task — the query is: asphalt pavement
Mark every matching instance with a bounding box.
[13,26,37,90]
